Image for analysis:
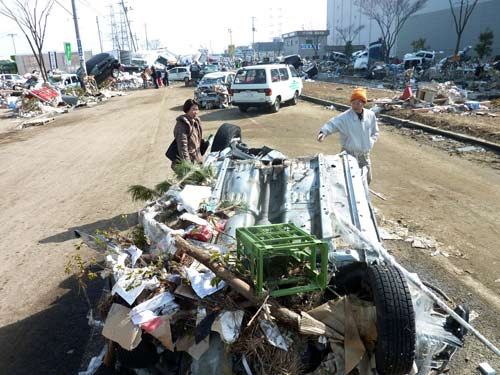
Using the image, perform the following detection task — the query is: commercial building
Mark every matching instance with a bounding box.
[253,41,285,59]
[282,30,329,59]
[397,0,500,58]
[326,0,381,48]
[15,50,93,75]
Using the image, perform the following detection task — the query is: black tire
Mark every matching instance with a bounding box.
[238,105,248,113]
[270,96,281,113]
[367,264,416,375]
[290,91,299,105]
[210,123,242,152]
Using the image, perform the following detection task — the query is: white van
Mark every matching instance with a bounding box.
[229,64,302,113]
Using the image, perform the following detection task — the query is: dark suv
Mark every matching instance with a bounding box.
[78,53,121,85]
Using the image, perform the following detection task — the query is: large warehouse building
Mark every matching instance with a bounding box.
[397,0,500,58]
[327,0,500,59]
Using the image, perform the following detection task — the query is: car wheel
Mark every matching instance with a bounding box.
[111,68,120,78]
[270,96,281,113]
[367,264,416,375]
[210,123,242,152]
[290,91,299,105]
[238,105,248,113]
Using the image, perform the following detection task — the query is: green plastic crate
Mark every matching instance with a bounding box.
[236,223,328,297]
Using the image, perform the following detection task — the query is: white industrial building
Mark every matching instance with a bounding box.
[326,0,381,48]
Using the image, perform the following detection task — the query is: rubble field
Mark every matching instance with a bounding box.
[303,81,500,144]
[0,87,499,374]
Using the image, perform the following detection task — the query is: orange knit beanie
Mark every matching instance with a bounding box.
[350,88,367,103]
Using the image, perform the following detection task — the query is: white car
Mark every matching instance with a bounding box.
[230,64,302,113]
[167,66,191,82]
[0,73,26,89]
[48,73,80,89]
[353,51,369,70]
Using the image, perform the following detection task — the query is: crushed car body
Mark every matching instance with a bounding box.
[77,124,480,375]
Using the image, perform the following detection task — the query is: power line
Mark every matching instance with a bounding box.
[54,0,73,16]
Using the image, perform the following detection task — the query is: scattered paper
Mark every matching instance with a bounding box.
[102,303,142,350]
[180,212,210,227]
[130,292,178,325]
[184,262,226,298]
[78,345,106,375]
[259,319,289,351]
[379,228,402,241]
[125,245,143,266]
[211,310,244,344]
[111,269,160,305]
[177,185,212,213]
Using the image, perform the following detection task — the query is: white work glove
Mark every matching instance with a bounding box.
[317,132,326,142]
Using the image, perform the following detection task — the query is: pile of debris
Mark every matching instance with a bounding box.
[74,127,499,375]
[369,81,498,118]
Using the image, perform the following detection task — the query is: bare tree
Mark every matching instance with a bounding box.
[335,24,365,44]
[0,0,55,81]
[356,0,428,62]
[448,0,480,55]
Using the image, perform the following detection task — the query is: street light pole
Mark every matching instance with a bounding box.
[70,0,87,80]
[96,16,104,53]
[7,33,17,55]
[252,17,256,61]
[144,24,149,50]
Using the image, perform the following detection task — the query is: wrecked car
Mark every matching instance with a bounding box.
[78,53,121,85]
[77,121,482,375]
[194,71,235,109]
[403,50,436,70]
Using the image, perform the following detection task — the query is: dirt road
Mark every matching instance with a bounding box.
[0,86,499,373]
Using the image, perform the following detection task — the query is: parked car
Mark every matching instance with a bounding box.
[230,64,302,113]
[78,53,121,85]
[167,66,191,83]
[0,73,26,89]
[48,73,80,90]
[194,71,235,109]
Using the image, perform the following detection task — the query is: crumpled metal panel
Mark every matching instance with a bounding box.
[210,153,380,261]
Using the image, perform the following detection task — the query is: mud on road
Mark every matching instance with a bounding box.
[0,86,499,373]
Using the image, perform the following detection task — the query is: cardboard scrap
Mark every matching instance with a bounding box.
[102,303,142,351]
[344,298,366,373]
[307,297,345,340]
[151,317,174,351]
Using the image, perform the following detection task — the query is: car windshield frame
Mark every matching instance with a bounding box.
[199,76,226,85]
[234,68,267,84]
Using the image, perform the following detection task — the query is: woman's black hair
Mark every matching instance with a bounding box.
[183,98,199,113]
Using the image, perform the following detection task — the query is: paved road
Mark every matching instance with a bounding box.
[0,86,498,373]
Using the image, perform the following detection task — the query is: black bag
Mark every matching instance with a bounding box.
[165,139,179,162]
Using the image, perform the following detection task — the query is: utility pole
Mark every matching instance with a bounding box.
[228,28,233,46]
[252,17,256,61]
[144,23,149,50]
[96,16,104,53]
[70,0,87,79]
[120,0,136,52]
[7,33,17,55]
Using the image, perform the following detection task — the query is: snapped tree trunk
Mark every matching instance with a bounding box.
[174,236,300,327]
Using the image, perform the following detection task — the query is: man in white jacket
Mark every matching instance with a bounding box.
[317,87,379,184]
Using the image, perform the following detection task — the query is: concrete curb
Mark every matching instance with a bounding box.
[300,94,500,153]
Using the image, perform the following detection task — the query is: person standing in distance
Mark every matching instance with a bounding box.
[317,88,379,184]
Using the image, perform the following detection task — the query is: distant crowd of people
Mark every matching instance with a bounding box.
[141,66,169,89]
